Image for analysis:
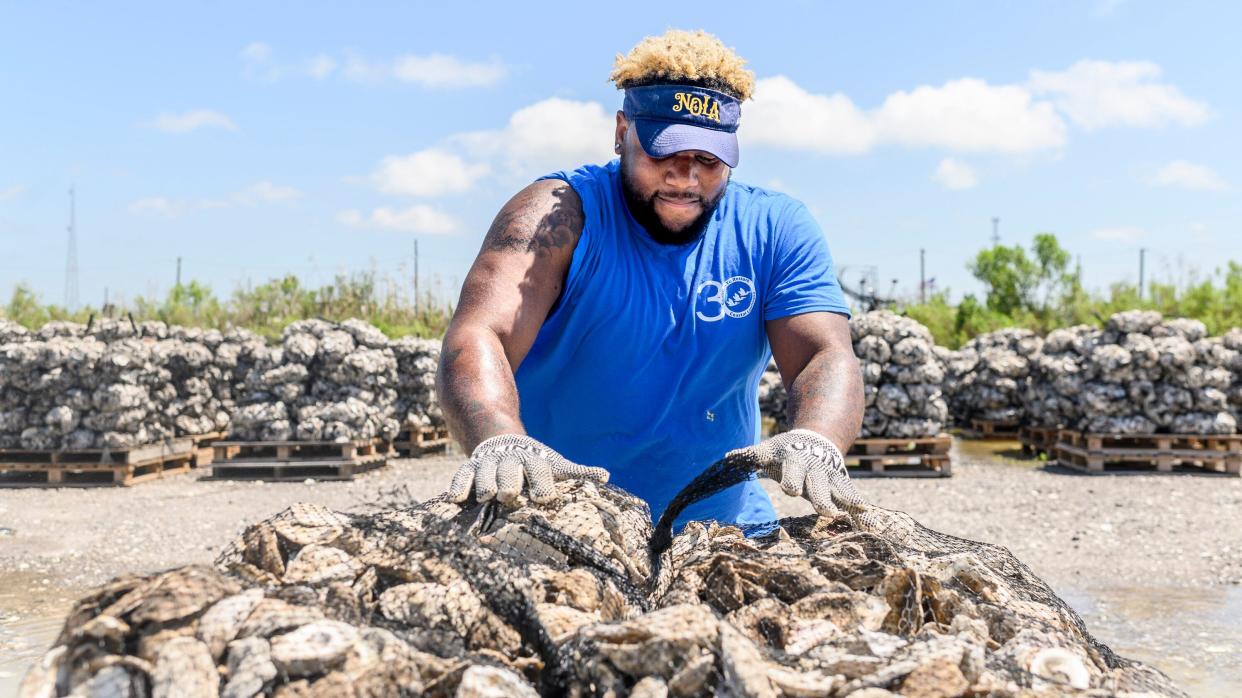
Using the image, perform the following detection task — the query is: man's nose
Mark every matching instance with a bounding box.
[664,154,699,188]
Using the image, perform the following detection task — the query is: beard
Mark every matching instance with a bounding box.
[620,157,728,246]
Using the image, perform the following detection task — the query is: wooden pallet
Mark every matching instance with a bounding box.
[1019,426,1060,456]
[0,437,195,487]
[845,453,952,478]
[188,430,228,468]
[963,418,1021,440]
[1054,429,1242,476]
[849,434,952,456]
[207,437,393,481]
[394,425,451,457]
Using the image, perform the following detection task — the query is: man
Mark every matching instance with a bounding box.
[438,30,864,527]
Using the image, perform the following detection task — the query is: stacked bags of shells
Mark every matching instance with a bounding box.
[1025,311,1236,434]
[943,328,1042,427]
[0,320,229,449]
[851,311,949,438]
[1223,328,1242,427]
[757,312,949,439]
[390,336,446,430]
[228,319,401,443]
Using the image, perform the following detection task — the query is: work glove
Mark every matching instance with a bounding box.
[730,428,865,516]
[446,433,609,505]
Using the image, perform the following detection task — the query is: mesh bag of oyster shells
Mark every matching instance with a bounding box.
[759,311,949,440]
[228,319,403,442]
[27,453,1184,697]
[1025,311,1237,434]
[0,319,231,450]
[1225,328,1242,426]
[390,336,447,430]
[943,329,1042,428]
[853,311,949,439]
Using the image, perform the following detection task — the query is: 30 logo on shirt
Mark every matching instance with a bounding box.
[696,276,757,322]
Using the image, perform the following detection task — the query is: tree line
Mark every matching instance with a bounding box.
[2,272,454,341]
[6,235,1241,347]
[903,233,1242,348]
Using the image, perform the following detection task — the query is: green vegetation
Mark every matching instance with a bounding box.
[8,234,1242,348]
[2,272,453,341]
[902,233,1242,348]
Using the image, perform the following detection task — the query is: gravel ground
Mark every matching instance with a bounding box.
[2,438,1240,695]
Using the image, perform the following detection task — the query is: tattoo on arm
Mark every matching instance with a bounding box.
[482,184,582,256]
[787,349,865,451]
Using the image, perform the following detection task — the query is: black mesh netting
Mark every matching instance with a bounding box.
[21,453,1186,697]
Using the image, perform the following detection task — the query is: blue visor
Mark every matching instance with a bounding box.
[623,84,741,167]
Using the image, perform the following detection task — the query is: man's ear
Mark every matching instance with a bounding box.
[614,111,629,151]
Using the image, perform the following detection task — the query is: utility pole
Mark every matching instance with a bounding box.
[65,186,79,312]
[176,256,182,288]
[919,248,926,304]
[1138,248,1147,301]
[413,239,420,312]
[990,217,1000,246]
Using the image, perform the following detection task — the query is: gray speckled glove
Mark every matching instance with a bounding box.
[731,428,864,516]
[446,434,609,505]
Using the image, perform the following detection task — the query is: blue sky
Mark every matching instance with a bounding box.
[2,1,1239,310]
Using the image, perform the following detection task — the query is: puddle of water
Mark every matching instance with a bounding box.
[1061,584,1242,698]
[0,572,76,697]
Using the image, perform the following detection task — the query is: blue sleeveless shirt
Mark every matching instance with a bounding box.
[515,160,850,528]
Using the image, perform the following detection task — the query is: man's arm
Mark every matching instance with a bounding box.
[766,312,863,451]
[437,179,582,452]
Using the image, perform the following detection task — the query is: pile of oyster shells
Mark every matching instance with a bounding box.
[22,480,1181,697]
[1025,311,1238,434]
[852,311,950,438]
[228,319,403,443]
[944,329,1043,427]
[0,319,234,449]
[0,318,446,449]
[1223,328,1242,428]
[760,312,948,439]
[391,337,446,429]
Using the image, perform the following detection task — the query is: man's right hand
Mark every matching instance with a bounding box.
[446,434,610,504]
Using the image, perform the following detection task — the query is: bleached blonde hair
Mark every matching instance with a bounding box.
[609,29,754,101]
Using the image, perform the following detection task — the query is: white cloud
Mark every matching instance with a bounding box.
[933,158,978,190]
[148,109,238,134]
[744,76,875,155]
[129,181,300,217]
[240,41,282,82]
[373,149,490,197]
[337,205,459,234]
[343,53,508,87]
[0,185,25,201]
[392,53,507,88]
[453,97,615,173]
[1089,226,1145,242]
[234,181,303,204]
[307,54,337,80]
[240,41,272,63]
[744,76,1064,155]
[875,78,1066,152]
[342,52,388,85]
[1093,0,1126,17]
[1150,160,1230,192]
[1029,60,1210,129]
[129,197,183,217]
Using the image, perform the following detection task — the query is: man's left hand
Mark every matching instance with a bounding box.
[730,428,863,515]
